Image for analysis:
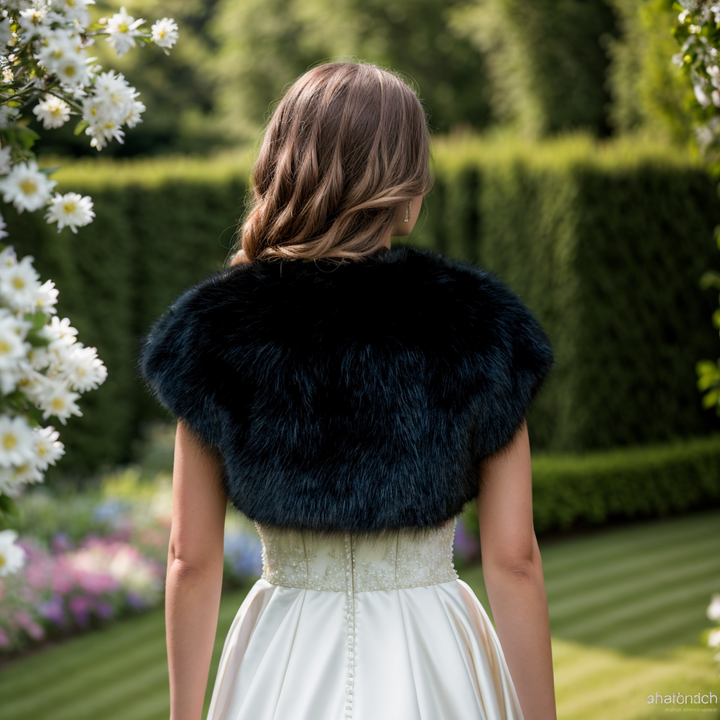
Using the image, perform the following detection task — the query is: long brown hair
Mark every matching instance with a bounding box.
[226,61,434,266]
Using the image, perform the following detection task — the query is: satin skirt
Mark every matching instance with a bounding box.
[206,518,525,720]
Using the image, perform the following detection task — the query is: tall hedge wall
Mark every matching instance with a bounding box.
[4,136,720,478]
[424,134,720,454]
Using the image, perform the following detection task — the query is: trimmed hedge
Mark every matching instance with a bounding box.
[423,133,720,454]
[461,432,720,539]
[4,135,720,478]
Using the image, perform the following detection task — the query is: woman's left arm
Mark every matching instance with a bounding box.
[166,419,228,720]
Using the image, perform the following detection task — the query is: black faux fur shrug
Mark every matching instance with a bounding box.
[137,244,555,532]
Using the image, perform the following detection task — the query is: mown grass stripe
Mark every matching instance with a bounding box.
[0,586,251,697]
[599,601,718,653]
[544,534,720,599]
[45,663,170,720]
[547,552,720,622]
[555,575,720,643]
[556,652,708,720]
[0,636,167,716]
[0,610,165,692]
[539,519,719,579]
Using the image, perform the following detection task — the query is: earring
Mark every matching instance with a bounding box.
[404,199,412,223]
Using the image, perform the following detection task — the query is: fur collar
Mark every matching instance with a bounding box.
[138,243,555,531]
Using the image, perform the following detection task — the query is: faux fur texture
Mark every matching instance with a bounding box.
[137,244,555,531]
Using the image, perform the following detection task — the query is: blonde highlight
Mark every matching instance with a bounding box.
[226,61,434,267]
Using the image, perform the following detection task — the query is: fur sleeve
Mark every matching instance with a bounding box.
[463,264,556,463]
[136,278,223,451]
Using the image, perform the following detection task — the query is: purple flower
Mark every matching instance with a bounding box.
[224,533,263,578]
[69,594,90,628]
[38,594,66,625]
[95,600,113,620]
[51,532,73,555]
[453,518,481,562]
[126,591,146,609]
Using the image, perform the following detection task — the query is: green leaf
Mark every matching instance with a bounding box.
[696,359,720,376]
[0,494,20,516]
[39,166,61,177]
[73,120,89,136]
[702,388,720,409]
[712,308,720,329]
[699,269,720,289]
[24,311,48,331]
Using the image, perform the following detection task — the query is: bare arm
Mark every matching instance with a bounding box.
[166,419,228,720]
[476,418,557,720]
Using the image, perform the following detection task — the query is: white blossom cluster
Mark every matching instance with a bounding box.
[0,243,107,499]
[0,3,177,576]
[673,1,720,153]
[708,593,720,665]
[0,2,178,227]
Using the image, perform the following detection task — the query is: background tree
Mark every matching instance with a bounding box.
[206,0,493,142]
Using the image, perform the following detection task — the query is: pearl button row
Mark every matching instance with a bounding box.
[344,531,356,719]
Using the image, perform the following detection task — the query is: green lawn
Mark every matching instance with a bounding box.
[1,509,719,720]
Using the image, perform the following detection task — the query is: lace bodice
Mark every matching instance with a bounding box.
[254,516,459,593]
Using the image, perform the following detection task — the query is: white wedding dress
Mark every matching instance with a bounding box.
[206,516,525,720]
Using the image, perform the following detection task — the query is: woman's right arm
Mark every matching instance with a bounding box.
[476,418,557,720]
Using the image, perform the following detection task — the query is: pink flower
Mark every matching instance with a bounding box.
[15,609,32,628]
[0,627,9,647]
[27,622,44,641]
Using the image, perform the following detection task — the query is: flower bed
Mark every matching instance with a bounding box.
[0,467,264,656]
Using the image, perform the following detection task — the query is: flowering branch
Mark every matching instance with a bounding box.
[672,0,720,679]
[0,2,178,576]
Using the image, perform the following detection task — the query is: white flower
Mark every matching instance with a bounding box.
[33,95,71,129]
[82,71,141,149]
[35,27,77,68]
[14,357,48,399]
[35,378,82,424]
[104,7,145,57]
[41,315,78,350]
[45,192,94,233]
[0,106,20,129]
[150,18,178,53]
[709,628,720,648]
[60,343,107,392]
[0,212,8,241]
[0,246,17,268]
[124,99,145,128]
[0,19,13,47]
[32,425,64,470]
[0,310,31,373]
[708,594,720,622]
[36,279,58,315]
[55,51,91,87]
[10,461,44,487]
[52,0,95,28]
[0,529,26,576]
[18,7,48,40]
[0,143,11,175]
[0,254,43,313]
[712,90,720,107]
[0,414,37,467]
[695,83,711,108]
[25,347,51,373]
[0,160,56,213]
